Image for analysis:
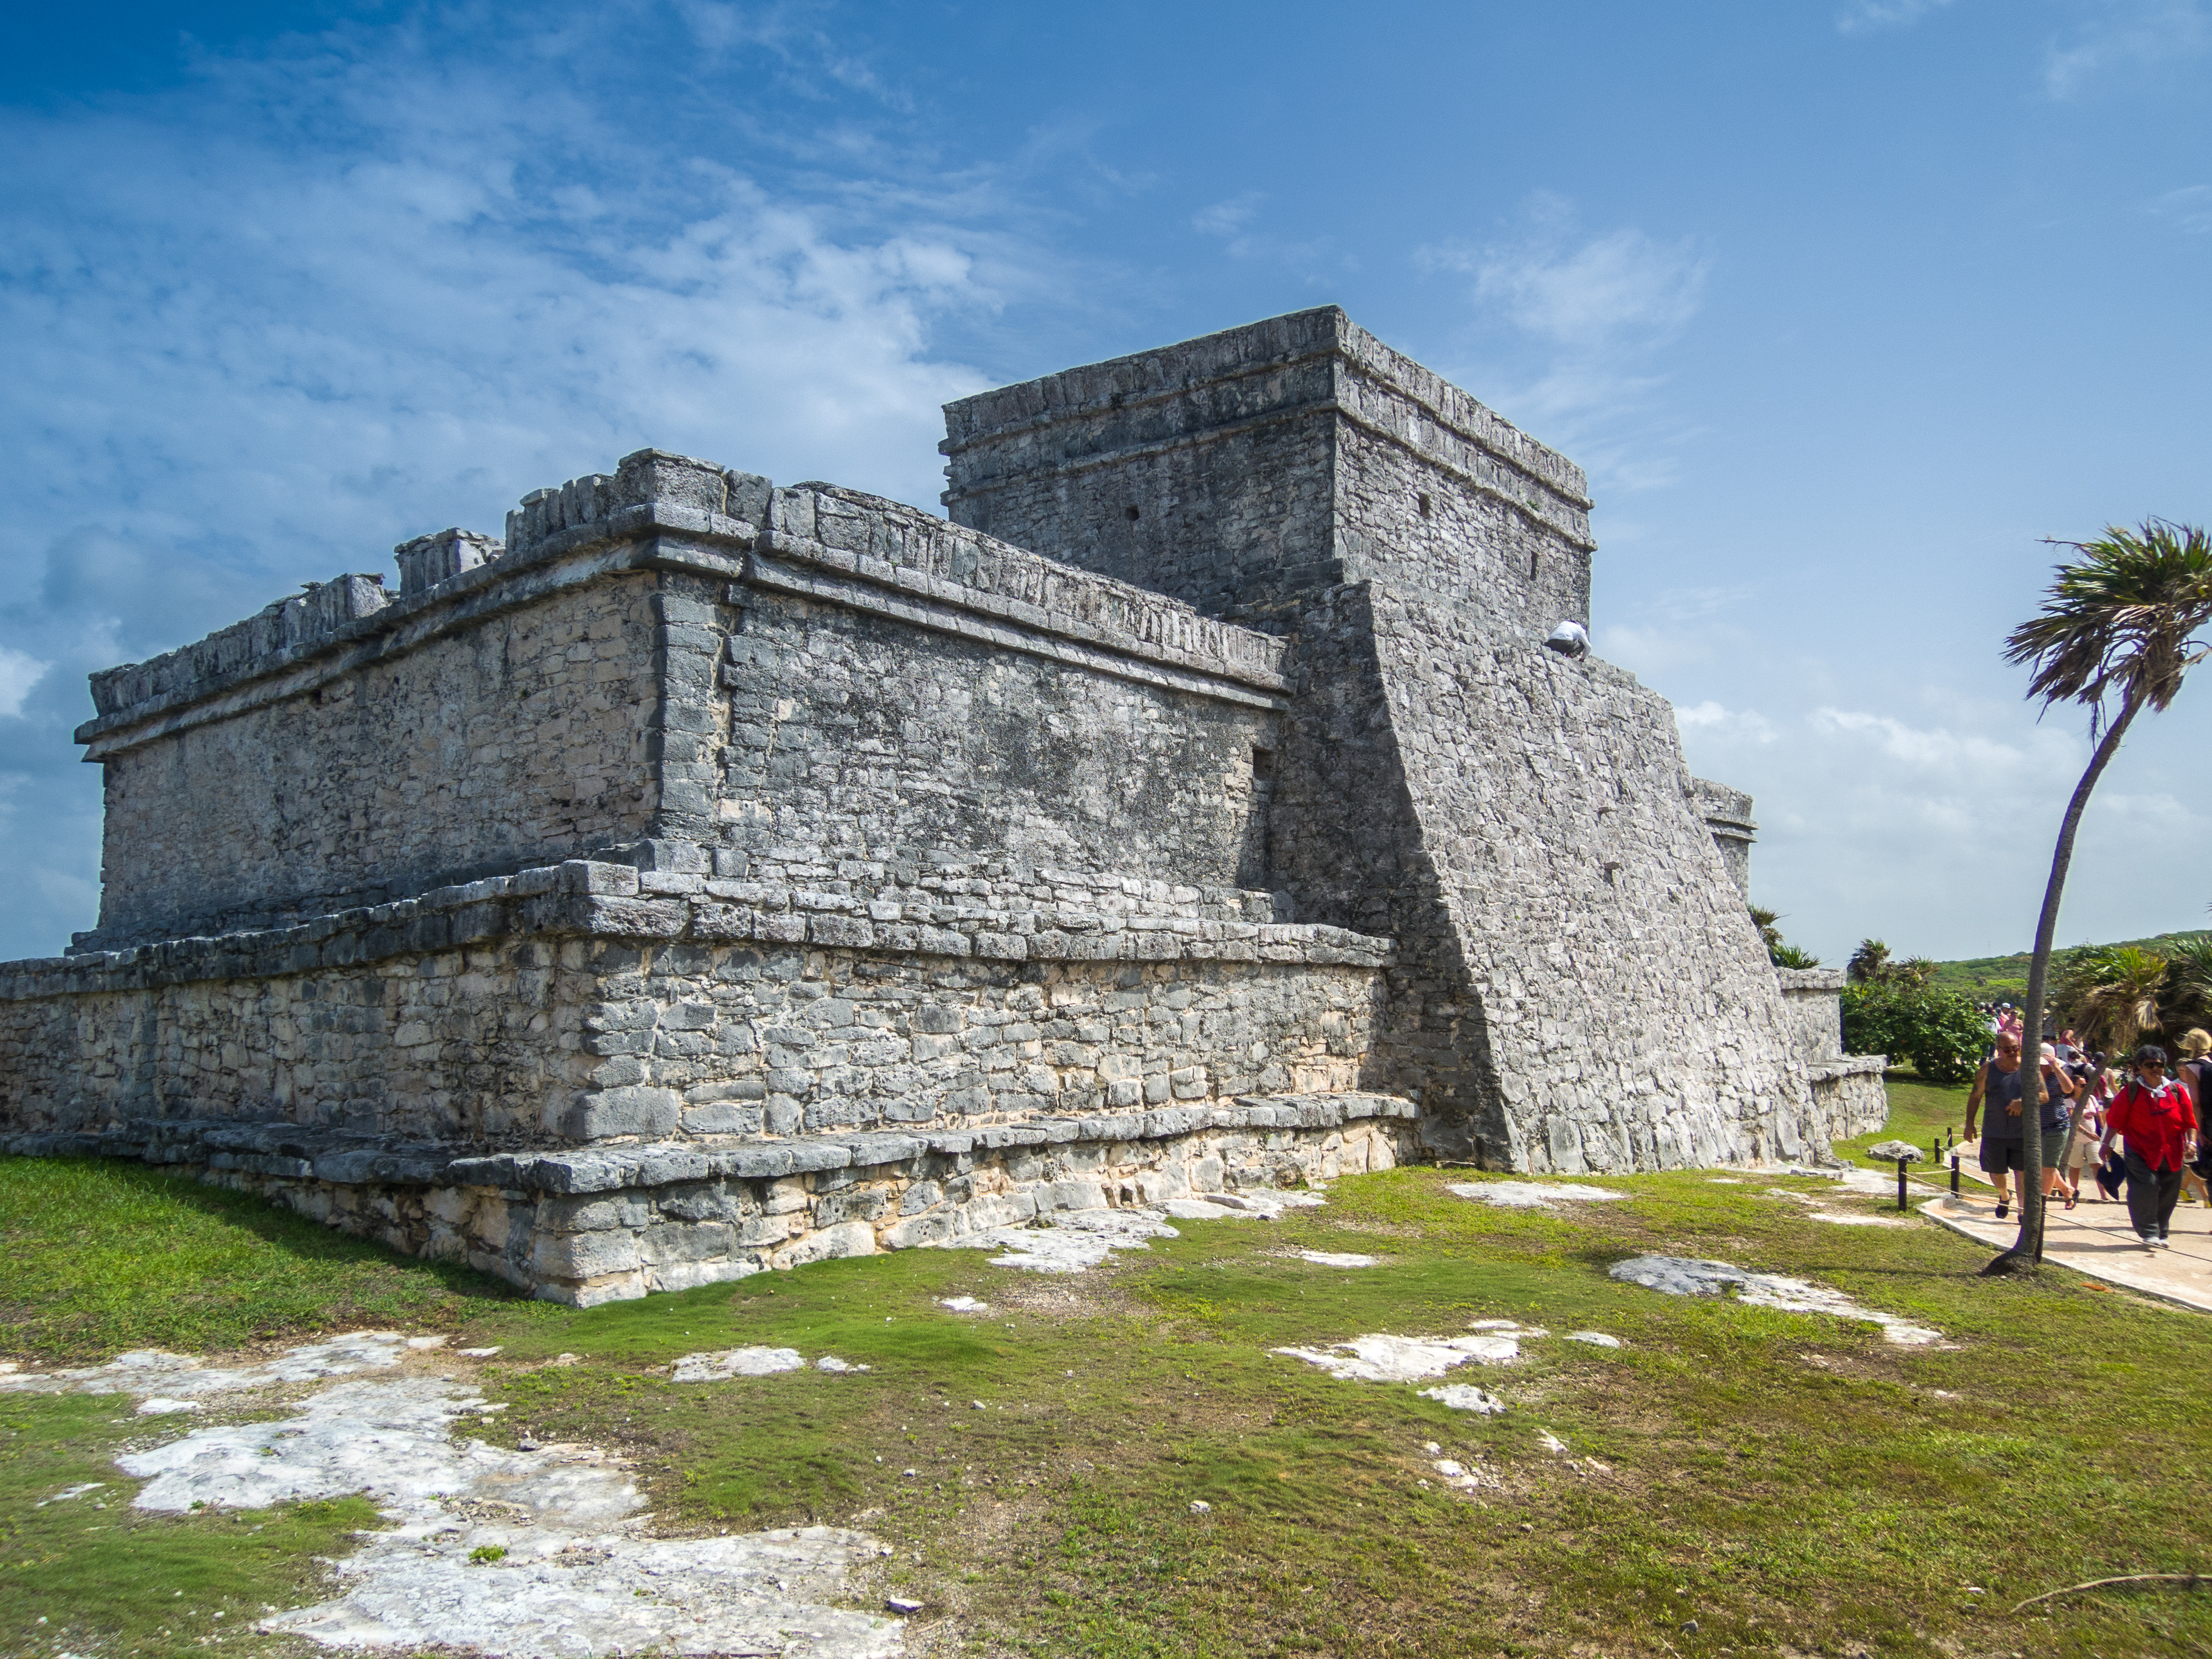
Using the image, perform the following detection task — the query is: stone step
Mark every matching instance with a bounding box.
[1,1092,1420,1198]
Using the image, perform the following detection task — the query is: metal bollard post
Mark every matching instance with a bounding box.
[1932,1137,1941,1166]
[1897,1156,1910,1212]
[1950,1152,1960,1197]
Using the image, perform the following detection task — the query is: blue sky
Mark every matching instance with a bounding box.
[3,0,2208,965]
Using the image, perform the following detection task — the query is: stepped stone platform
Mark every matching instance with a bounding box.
[2,308,1876,1301]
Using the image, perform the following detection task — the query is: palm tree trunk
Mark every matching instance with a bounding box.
[2017,693,2145,1262]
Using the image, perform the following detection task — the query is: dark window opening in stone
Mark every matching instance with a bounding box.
[1530,550,1539,580]
[1125,504,1140,521]
[1418,493,1433,517]
[1251,746,1275,781]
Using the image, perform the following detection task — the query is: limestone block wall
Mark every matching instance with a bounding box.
[109,1095,1417,1305]
[87,573,662,946]
[717,485,1287,889]
[1270,584,1819,1171]
[1776,967,1848,1063]
[1,854,1389,1151]
[940,307,1592,636]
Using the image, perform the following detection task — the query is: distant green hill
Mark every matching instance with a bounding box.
[1928,930,2212,1000]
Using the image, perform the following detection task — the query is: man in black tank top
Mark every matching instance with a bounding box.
[1963,1032,2077,1221]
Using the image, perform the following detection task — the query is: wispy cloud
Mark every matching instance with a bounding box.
[1836,0,1957,34]
[2150,183,2212,232]
[2045,0,2211,97]
[1420,195,1710,489]
[0,5,1062,957]
[0,649,48,719]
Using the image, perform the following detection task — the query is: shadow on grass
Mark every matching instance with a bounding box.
[0,1155,530,1363]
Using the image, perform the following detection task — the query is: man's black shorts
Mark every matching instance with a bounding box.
[1980,1138,2026,1175]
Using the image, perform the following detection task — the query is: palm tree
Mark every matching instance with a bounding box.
[2056,943,2169,1054]
[2000,519,2212,1265]
[2162,934,2212,1036]
[1848,939,1893,984]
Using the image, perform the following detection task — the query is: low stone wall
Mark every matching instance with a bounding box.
[7,1093,1418,1305]
[1775,967,1848,1063]
[1807,1057,1889,1144]
[2,855,1389,1147]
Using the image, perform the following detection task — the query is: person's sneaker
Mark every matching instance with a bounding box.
[1995,1203,2010,1220]
[2143,1237,2162,1251]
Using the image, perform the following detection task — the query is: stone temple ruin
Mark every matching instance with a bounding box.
[0,309,1882,1303]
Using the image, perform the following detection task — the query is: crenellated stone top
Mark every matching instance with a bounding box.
[761,482,1288,690]
[76,448,1284,740]
[940,306,1593,544]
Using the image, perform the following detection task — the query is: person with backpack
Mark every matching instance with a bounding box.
[2176,1029,2212,1209]
[2100,1045,2200,1251]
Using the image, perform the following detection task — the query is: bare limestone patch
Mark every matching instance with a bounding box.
[1609,1254,1941,1346]
[1447,1181,1629,1211]
[1562,1331,1623,1348]
[1161,1188,1328,1221]
[1292,1249,1381,1267]
[671,1347,807,1382]
[937,1296,990,1313]
[954,1209,1180,1274]
[1273,1332,1524,1383]
[1418,1384,1507,1413]
[0,1332,436,1410]
[118,1374,902,1656]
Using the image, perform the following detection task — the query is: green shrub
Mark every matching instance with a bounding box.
[1840,984,1990,1085]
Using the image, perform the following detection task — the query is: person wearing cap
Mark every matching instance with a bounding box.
[2101,1045,2200,1250]
[1962,1031,2077,1222]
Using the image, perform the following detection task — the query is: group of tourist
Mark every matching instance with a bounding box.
[1962,1022,2208,1251]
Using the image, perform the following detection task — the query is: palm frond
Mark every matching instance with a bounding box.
[2005,519,2212,718]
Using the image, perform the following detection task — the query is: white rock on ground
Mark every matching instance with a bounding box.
[1417,1384,1506,1413]
[1294,1250,1380,1267]
[1430,1457,1501,1492]
[671,1347,807,1382]
[1161,1189,1327,1222]
[937,1297,989,1313]
[0,1332,427,1402]
[1273,1333,1522,1383]
[117,1376,902,1656]
[1609,1254,1941,1345]
[1562,1331,1623,1348]
[954,1209,1179,1274]
[1446,1182,1629,1211]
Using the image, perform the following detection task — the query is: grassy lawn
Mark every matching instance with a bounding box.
[4,1088,2209,1658]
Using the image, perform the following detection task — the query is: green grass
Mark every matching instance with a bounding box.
[0,1158,542,1363]
[5,1105,2211,1657]
[0,1394,384,1657]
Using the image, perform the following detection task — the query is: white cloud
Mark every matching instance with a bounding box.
[0,6,1065,958]
[1419,197,1710,493]
[2151,184,2212,232]
[1662,686,2212,964]
[1193,192,1264,239]
[1836,0,1957,34]
[1675,700,1779,743]
[2045,0,2211,97]
[0,648,48,718]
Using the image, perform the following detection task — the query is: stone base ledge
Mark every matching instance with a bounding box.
[1,1093,1417,1198]
[1807,1055,1887,1081]
[7,1093,1423,1308]
[19,859,1390,994]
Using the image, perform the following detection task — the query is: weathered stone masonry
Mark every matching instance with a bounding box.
[2,307,1872,1302]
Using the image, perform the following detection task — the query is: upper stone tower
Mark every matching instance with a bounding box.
[940,306,1593,636]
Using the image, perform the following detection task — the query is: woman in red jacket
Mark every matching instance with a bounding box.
[2101,1045,2200,1251]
